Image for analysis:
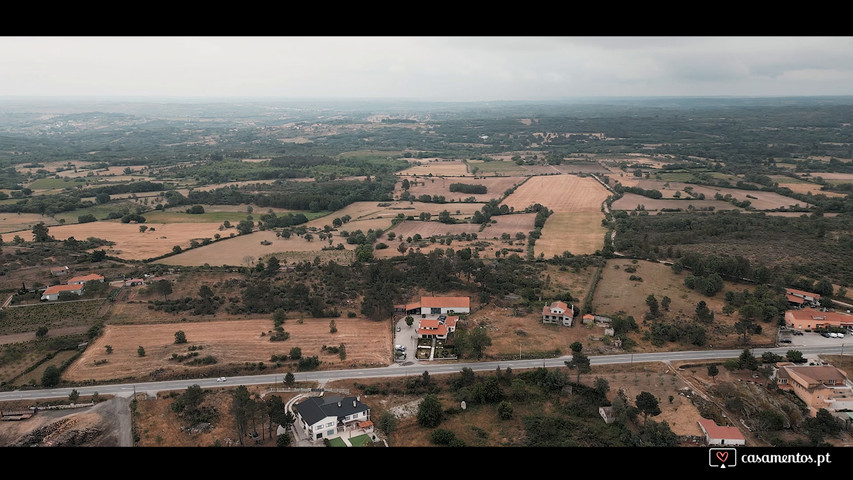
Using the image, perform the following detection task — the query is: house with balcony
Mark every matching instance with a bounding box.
[417,315,458,340]
[542,301,574,327]
[293,395,371,442]
[775,363,853,416]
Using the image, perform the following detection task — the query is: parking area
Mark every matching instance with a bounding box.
[393,317,419,363]
[779,329,851,347]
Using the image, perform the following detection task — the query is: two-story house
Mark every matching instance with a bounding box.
[293,395,371,442]
[542,301,574,327]
[417,315,458,339]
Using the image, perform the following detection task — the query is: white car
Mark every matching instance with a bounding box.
[830,333,839,338]
[217,377,227,382]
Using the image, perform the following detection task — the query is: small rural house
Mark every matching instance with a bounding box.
[124,278,145,287]
[293,395,371,442]
[395,296,470,316]
[786,288,821,308]
[67,274,104,285]
[417,315,458,339]
[698,418,746,446]
[785,308,853,331]
[775,363,853,415]
[582,313,595,325]
[49,266,69,276]
[41,284,83,301]
[542,301,574,327]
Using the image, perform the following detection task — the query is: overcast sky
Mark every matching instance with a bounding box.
[2,36,853,101]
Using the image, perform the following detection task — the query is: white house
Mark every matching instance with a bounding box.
[698,418,746,446]
[542,301,574,327]
[396,296,470,316]
[293,395,371,442]
[41,284,83,301]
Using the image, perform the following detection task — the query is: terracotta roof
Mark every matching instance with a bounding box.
[786,308,853,326]
[777,364,848,388]
[445,316,458,327]
[787,288,820,299]
[698,418,744,441]
[420,296,470,308]
[419,319,441,328]
[786,294,806,304]
[67,274,104,284]
[583,314,595,320]
[550,301,568,311]
[43,284,83,295]
[418,324,447,336]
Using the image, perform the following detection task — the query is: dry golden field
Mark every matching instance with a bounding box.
[63,316,391,383]
[5,221,225,260]
[501,175,610,257]
[396,175,526,202]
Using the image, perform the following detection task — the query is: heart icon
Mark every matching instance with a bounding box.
[716,451,729,462]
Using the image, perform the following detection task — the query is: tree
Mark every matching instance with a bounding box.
[377,410,399,436]
[284,371,295,387]
[137,346,146,357]
[289,347,302,360]
[155,279,172,300]
[69,389,80,403]
[646,294,659,317]
[661,296,671,311]
[42,365,61,387]
[174,330,187,344]
[276,433,292,447]
[405,316,414,327]
[738,349,758,370]
[32,222,52,242]
[635,391,661,424]
[565,342,591,383]
[455,327,492,360]
[696,301,714,323]
[95,193,111,204]
[786,349,806,363]
[707,364,719,383]
[139,225,148,233]
[105,345,113,354]
[266,256,280,275]
[36,326,48,338]
[497,401,514,420]
[594,377,610,397]
[417,394,443,428]
[329,320,337,333]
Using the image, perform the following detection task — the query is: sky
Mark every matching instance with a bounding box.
[2,36,853,101]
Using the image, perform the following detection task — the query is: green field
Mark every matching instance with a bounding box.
[54,201,140,224]
[467,159,529,175]
[27,177,89,190]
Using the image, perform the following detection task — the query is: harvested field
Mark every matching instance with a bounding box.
[5,221,225,261]
[398,159,470,177]
[0,213,57,233]
[391,213,535,241]
[502,175,610,257]
[610,193,733,212]
[662,182,812,210]
[156,230,355,267]
[62,316,391,382]
[396,175,525,202]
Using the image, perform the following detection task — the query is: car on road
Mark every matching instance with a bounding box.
[397,326,401,332]
[395,345,406,352]
[217,377,227,382]
[779,339,792,343]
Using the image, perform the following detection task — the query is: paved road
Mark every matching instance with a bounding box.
[1,344,848,402]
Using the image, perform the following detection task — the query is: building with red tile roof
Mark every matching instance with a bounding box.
[41,284,83,301]
[395,296,470,316]
[775,363,853,415]
[786,288,821,307]
[417,315,458,339]
[542,301,574,327]
[785,308,853,331]
[698,418,745,446]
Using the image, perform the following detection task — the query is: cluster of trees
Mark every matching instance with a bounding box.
[449,183,487,194]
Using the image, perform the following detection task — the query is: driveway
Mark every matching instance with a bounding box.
[394,316,421,364]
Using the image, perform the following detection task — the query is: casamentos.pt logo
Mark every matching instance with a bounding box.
[709,448,737,468]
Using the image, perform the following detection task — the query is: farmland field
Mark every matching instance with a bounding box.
[610,193,733,212]
[501,175,610,257]
[398,159,470,176]
[6,221,226,261]
[396,175,525,202]
[62,316,391,382]
[0,213,58,233]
